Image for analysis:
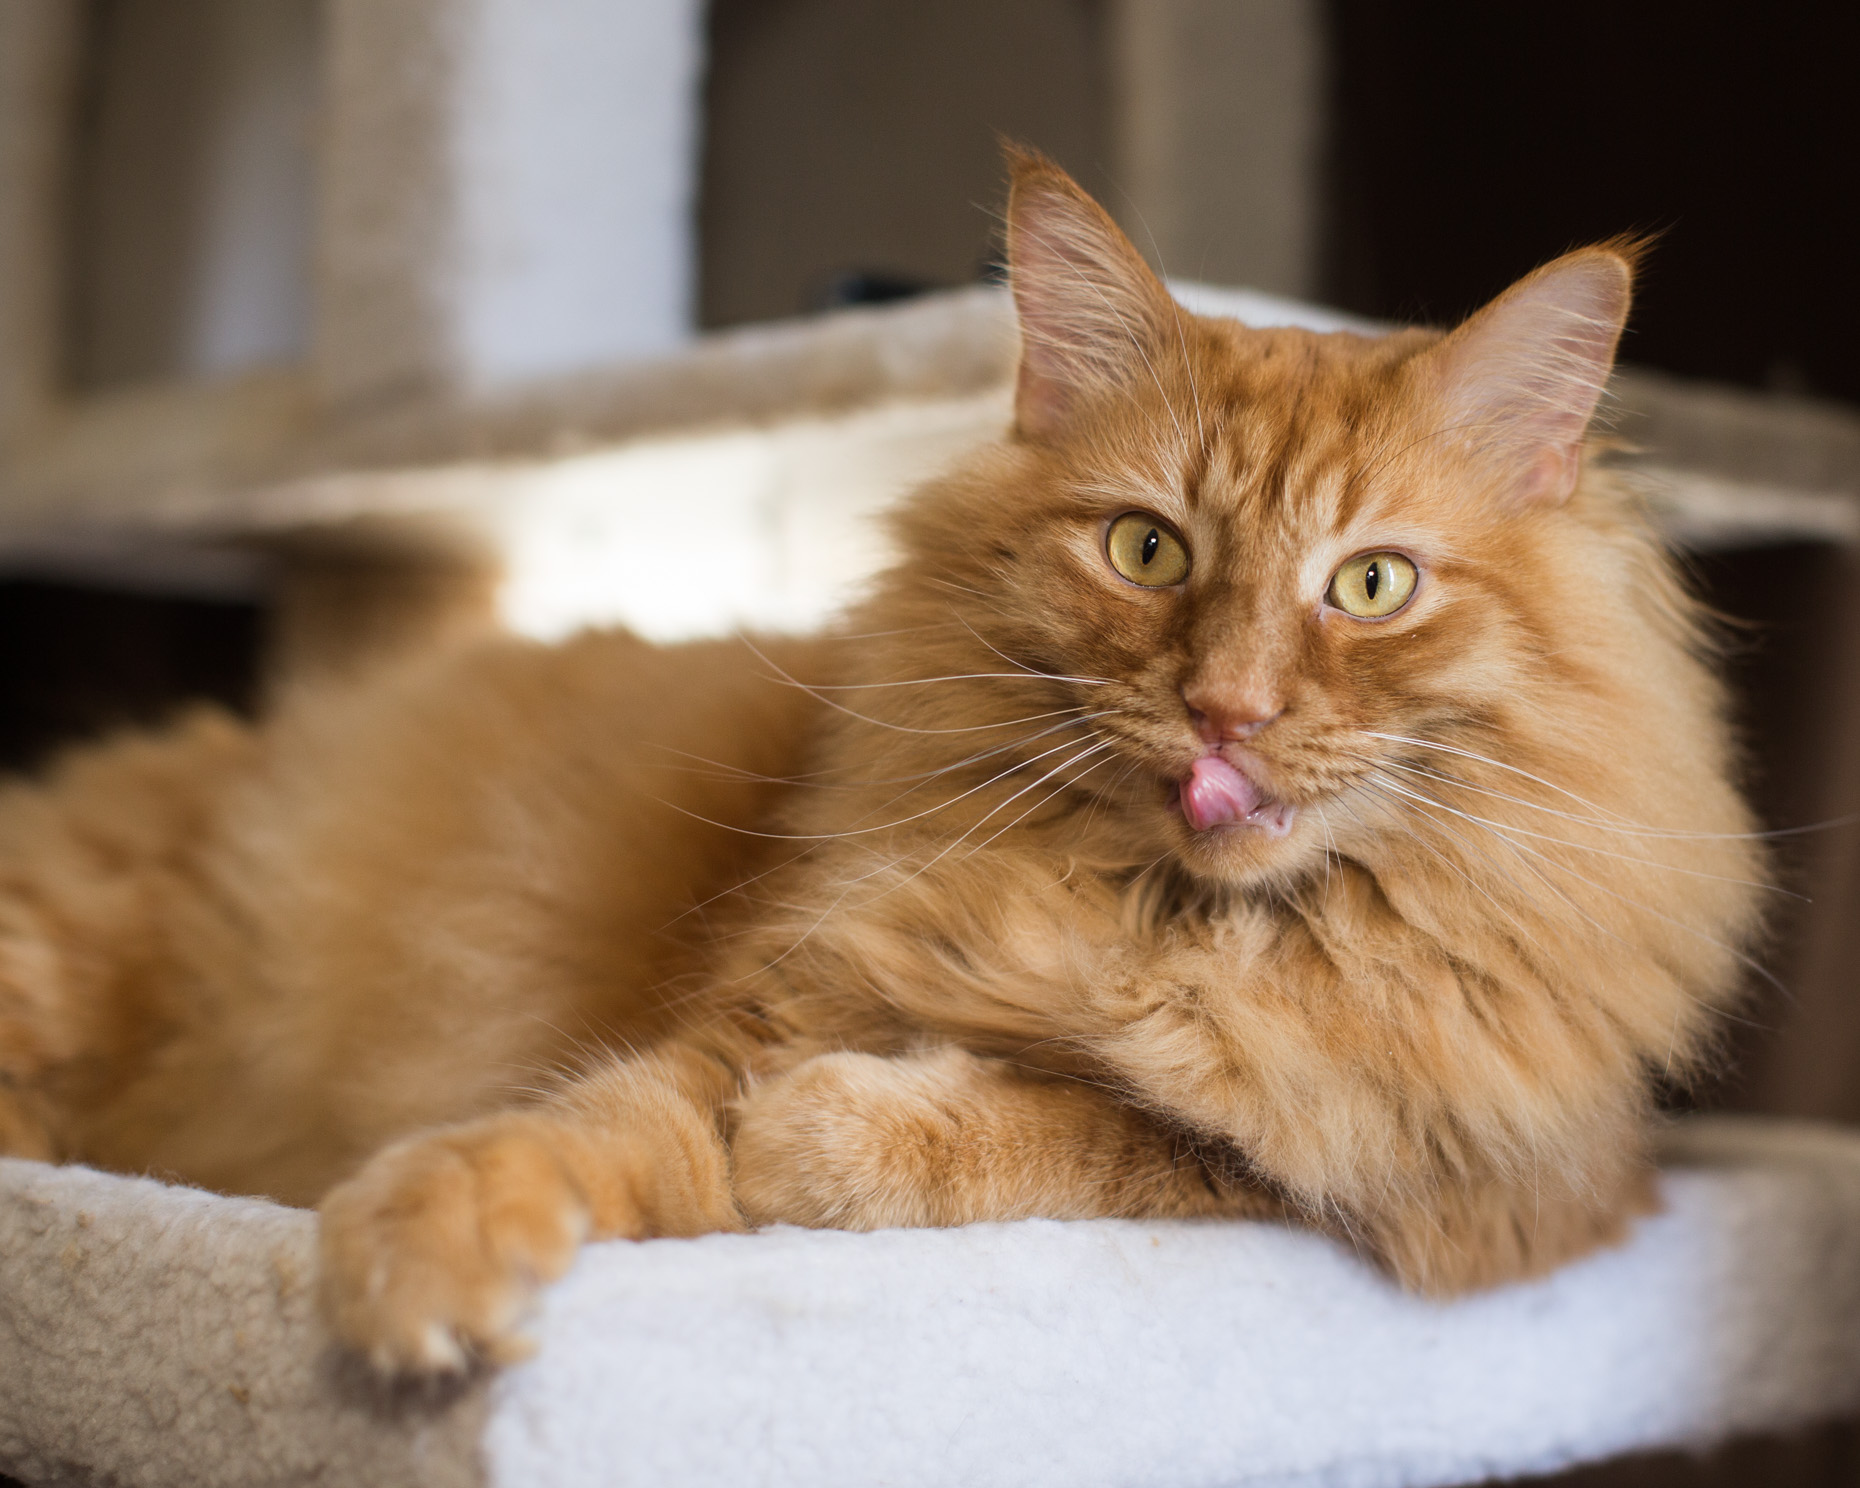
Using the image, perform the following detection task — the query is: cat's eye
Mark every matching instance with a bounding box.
[1106,513,1190,587]
[1327,551,1418,618]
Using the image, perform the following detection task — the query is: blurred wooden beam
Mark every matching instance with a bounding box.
[0,0,80,453]
[1110,0,1327,298]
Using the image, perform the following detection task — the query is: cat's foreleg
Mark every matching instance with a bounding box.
[730,1045,1281,1230]
[316,1045,743,1374]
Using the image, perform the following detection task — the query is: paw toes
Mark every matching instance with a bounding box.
[317,1119,592,1375]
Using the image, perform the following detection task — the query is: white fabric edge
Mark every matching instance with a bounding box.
[3,1116,1858,1488]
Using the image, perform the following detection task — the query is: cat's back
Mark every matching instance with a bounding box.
[241,626,825,1005]
[1,626,822,1200]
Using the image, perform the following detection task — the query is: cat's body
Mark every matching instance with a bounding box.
[0,630,817,1203]
[0,153,1764,1373]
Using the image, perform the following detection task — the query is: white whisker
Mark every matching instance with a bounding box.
[813,739,1122,921]
[1365,731,1841,842]
[1341,788,1554,960]
[790,670,1114,692]
[949,610,1117,688]
[648,727,1111,843]
[738,637,1090,736]
[1361,772,1787,1008]
[1366,771,1794,898]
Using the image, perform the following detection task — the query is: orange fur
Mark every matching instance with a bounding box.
[0,152,1764,1372]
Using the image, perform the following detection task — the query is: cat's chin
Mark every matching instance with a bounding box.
[1164,793,1307,887]
[1169,823,1309,889]
[1173,801,1301,841]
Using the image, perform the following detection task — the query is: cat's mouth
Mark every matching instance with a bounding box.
[1177,755,1299,838]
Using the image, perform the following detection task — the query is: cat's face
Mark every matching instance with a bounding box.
[894,151,1636,890]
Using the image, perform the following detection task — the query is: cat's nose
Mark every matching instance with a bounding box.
[1182,684,1283,743]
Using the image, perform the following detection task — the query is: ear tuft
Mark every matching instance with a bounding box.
[1429,244,1638,505]
[1003,144,1177,442]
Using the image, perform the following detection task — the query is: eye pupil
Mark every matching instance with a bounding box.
[1327,550,1416,618]
[1106,513,1189,586]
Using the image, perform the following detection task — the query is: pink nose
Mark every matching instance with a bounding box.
[1182,685,1283,743]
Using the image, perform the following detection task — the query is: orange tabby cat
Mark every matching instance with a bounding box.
[0,150,1764,1374]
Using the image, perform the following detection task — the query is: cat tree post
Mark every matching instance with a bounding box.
[316,0,706,407]
[304,0,711,676]
[1108,0,1327,300]
[0,0,711,683]
[0,0,79,456]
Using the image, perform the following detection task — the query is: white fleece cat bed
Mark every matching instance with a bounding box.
[3,1115,1859,1488]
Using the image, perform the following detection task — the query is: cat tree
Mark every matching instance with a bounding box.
[7,1119,1860,1487]
[5,3,1860,1484]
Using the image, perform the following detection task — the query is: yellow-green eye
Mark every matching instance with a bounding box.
[1328,551,1418,618]
[1106,513,1190,587]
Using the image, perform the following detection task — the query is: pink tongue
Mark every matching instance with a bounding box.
[1180,755,1263,832]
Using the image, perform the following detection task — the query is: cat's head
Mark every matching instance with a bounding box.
[881,149,1695,892]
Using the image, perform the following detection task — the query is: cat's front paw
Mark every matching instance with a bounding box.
[317,1115,592,1375]
[731,1050,925,1229]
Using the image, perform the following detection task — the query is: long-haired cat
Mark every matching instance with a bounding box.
[0,150,1764,1373]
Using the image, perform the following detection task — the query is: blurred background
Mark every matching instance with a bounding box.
[0,5,1858,1475]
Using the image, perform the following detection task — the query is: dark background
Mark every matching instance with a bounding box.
[1324,1,1860,403]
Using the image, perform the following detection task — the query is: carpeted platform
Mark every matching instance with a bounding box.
[3,1115,1858,1487]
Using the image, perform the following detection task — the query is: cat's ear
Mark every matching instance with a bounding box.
[1004,145,1178,443]
[1426,243,1638,505]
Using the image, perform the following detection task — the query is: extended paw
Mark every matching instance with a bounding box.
[317,1115,592,1375]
